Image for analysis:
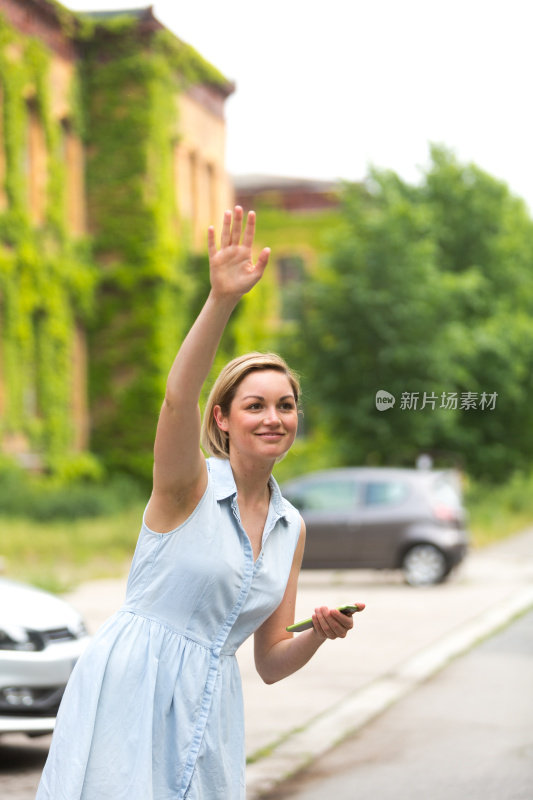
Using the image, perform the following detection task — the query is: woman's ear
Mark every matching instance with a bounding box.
[213,405,229,432]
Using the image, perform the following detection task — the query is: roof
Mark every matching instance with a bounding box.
[78,6,151,18]
[77,5,233,96]
[232,174,340,193]
[77,5,163,33]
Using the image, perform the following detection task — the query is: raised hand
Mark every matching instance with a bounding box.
[207,206,270,300]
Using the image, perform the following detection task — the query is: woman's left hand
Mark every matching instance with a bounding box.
[311,606,357,640]
[207,206,270,301]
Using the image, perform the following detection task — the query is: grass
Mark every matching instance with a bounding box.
[2,471,533,593]
[0,501,146,593]
[465,471,533,548]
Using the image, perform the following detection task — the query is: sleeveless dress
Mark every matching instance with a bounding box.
[36,457,301,800]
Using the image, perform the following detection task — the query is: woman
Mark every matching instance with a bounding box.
[36,207,360,800]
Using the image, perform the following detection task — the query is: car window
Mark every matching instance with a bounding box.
[365,480,408,506]
[286,479,362,512]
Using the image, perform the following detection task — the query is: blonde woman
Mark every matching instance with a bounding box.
[37,207,361,800]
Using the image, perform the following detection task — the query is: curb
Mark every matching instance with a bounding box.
[246,585,533,799]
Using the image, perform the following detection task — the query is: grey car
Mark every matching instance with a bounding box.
[0,577,90,735]
[282,467,468,585]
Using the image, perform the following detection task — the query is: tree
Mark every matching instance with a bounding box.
[287,147,533,480]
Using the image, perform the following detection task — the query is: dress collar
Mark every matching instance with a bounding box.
[208,457,288,520]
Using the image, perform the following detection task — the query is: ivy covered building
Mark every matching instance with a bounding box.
[0,0,234,481]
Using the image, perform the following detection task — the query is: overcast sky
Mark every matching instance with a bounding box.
[64,0,533,211]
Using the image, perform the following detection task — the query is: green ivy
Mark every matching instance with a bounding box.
[80,18,228,483]
[0,13,96,470]
[0,6,273,485]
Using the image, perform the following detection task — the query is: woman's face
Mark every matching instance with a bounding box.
[214,370,298,463]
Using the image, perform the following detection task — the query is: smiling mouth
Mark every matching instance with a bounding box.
[257,432,284,438]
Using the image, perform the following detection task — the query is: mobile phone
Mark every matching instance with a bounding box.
[286,603,365,633]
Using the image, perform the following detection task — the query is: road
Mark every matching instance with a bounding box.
[3,610,532,800]
[260,608,533,800]
[0,731,51,799]
[1,527,532,799]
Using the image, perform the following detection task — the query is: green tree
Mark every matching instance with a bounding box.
[288,147,533,480]
[424,146,533,476]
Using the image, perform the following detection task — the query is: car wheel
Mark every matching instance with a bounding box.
[402,544,449,586]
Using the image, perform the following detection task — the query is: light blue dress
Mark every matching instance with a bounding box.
[36,458,301,800]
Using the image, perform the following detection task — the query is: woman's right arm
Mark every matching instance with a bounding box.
[144,206,270,532]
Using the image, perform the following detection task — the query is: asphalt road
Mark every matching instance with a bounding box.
[0,731,51,799]
[259,608,533,800]
[3,612,531,800]
[2,527,532,799]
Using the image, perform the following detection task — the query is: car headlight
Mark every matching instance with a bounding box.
[70,618,88,639]
[0,625,38,652]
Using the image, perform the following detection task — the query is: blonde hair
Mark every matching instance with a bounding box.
[201,352,301,459]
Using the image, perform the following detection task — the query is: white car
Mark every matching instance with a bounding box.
[0,577,90,735]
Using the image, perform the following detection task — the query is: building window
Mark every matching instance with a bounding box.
[206,162,216,225]
[60,118,86,236]
[25,310,44,421]
[72,322,88,450]
[26,100,47,226]
[0,86,6,212]
[174,144,198,226]
[186,149,198,222]
[277,255,305,320]
[0,292,4,422]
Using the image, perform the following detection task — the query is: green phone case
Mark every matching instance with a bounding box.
[286,604,362,632]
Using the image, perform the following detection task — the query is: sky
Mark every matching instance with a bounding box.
[63,0,533,210]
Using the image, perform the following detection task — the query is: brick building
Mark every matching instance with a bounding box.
[234,174,341,327]
[234,174,340,214]
[0,1,234,478]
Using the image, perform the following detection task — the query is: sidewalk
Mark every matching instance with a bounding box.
[255,608,533,800]
[66,527,533,800]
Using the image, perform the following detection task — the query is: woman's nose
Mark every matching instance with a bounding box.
[263,406,281,425]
